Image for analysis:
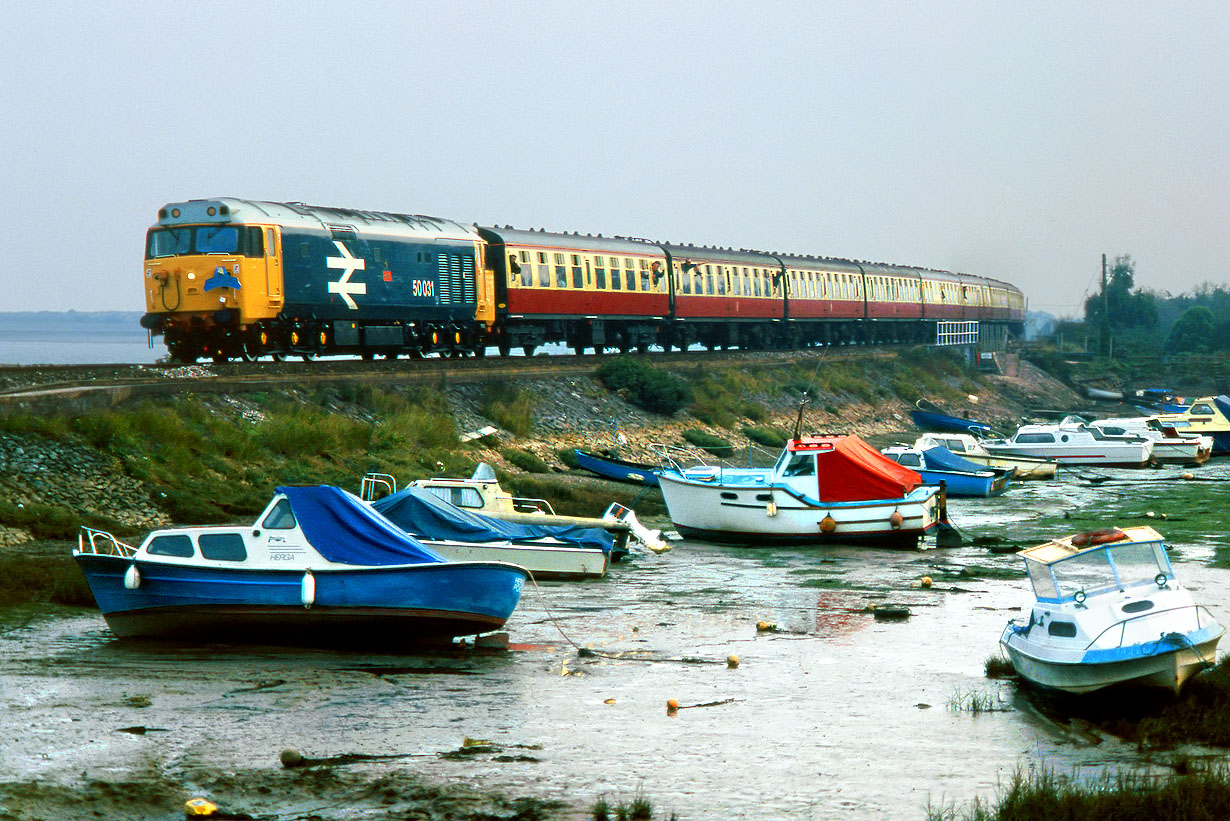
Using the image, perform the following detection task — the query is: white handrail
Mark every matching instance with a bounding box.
[77,526,136,558]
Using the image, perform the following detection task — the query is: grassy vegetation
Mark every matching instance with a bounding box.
[592,792,675,821]
[927,765,1230,821]
[480,380,535,438]
[1084,659,1230,749]
[595,356,691,415]
[500,447,551,474]
[741,424,791,448]
[0,556,94,609]
[984,655,1016,679]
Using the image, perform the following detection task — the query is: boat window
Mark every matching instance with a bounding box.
[147,534,195,558]
[262,499,297,530]
[199,533,247,562]
[720,492,738,500]
[1190,403,1214,416]
[755,493,773,502]
[1025,560,1059,599]
[424,486,484,509]
[1122,600,1154,614]
[1107,541,1169,587]
[782,453,815,477]
[1051,549,1119,599]
[1047,621,1077,638]
[1015,433,1055,444]
[896,454,922,467]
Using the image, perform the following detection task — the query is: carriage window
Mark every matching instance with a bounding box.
[556,264,567,288]
[595,263,606,289]
[706,272,715,295]
[520,250,529,262]
[572,264,584,288]
[537,264,551,287]
[640,269,651,291]
[199,533,247,562]
[148,534,194,558]
[753,273,762,296]
[681,273,692,294]
[717,270,726,294]
[626,269,636,290]
[538,252,547,264]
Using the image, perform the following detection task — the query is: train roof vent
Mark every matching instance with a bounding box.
[327,223,358,239]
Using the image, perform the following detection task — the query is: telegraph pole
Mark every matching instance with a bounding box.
[1100,253,1111,357]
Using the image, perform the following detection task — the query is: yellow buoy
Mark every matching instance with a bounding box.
[756,620,776,632]
[727,654,740,669]
[666,698,679,715]
[920,576,933,588]
[185,797,218,816]
[820,515,837,533]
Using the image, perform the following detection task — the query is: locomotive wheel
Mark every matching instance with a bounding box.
[522,344,537,357]
[497,343,511,357]
[300,351,316,362]
[269,350,284,362]
[212,351,229,364]
[361,350,375,361]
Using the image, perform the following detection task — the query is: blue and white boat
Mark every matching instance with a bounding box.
[880,445,1011,497]
[74,486,528,645]
[656,434,951,548]
[1000,526,1223,695]
[1157,395,1230,455]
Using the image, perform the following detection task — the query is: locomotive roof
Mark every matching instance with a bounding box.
[154,199,481,243]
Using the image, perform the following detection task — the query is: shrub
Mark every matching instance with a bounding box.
[681,429,734,456]
[556,448,580,469]
[596,357,691,415]
[742,425,790,449]
[501,447,551,474]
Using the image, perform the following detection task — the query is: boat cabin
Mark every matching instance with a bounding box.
[771,435,923,503]
[1019,526,1171,605]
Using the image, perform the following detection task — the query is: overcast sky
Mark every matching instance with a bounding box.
[3,3,1227,318]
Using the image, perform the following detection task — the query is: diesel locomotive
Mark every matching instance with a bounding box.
[140,198,1026,363]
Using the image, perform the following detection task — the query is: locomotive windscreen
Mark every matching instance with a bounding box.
[146,226,266,259]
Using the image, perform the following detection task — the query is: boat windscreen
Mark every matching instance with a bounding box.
[1107,541,1170,586]
[1025,559,1059,600]
[1050,549,1118,600]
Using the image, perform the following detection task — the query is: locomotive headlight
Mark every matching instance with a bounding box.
[187,272,196,281]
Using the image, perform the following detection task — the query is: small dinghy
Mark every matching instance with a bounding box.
[999,526,1223,695]
[573,449,660,486]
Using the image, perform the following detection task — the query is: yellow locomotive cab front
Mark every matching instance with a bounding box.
[142,208,284,362]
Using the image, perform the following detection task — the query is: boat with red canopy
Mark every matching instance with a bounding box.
[656,434,951,548]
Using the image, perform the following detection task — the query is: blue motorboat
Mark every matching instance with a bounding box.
[880,445,1012,497]
[573,449,660,486]
[73,486,528,646]
[909,399,996,437]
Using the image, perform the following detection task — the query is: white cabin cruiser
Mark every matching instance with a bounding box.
[1088,416,1212,465]
[913,432,1057,479]
[1000,526,1223,695]
[979,418,1154,467]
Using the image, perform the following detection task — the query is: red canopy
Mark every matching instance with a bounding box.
[790,435,923,503]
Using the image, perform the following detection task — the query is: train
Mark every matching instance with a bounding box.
[139,198,1027,363]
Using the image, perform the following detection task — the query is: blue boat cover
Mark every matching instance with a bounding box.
[278,486,447,566]
[371,487,615,553]
[1217,396,1230,419]
[920,446,991,474]
[910,409,994,436]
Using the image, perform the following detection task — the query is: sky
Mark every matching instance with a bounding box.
[2,2,1228,319]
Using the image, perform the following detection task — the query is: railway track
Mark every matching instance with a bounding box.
[0,347,895,413]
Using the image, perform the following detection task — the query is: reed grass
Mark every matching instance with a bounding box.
[480,380,535,438]
[946,688,1010,714]
[927,764,1230,821]
[681,429,733,456]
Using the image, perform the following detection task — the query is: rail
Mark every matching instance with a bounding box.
[77,526,136,558]
[360,472,397,501]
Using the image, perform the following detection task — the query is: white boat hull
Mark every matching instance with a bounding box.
[423,540,608,580]
[1001,627,1222,695]
[657,472,941,548]
[981,441,1152,467]
[956,452,1057,479]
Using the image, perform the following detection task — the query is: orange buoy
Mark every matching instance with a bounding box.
[889,511,904,530]
[820,515,837,533]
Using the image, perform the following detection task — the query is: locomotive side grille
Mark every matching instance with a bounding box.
[460,255,476,304]
[437,254,453,303]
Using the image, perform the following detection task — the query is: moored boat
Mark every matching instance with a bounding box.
[999,526,1223,695]
[979,418,1154,467]
[656,434,949,548]
[1089,416,1212,465]
[73,486,528,645]
[573,449,660,486]
[909,399,996,437]
[913,432,1057,479]
[1157,395,1230,455]
[880,445,1011,497]
[371,486,612,579]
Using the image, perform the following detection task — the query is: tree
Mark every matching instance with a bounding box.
[1083,255,1158,330]
[1166,305,1216,353]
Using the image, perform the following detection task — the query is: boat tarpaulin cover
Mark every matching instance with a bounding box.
[816,435,923,503]
[372,487,615,553]
[1216,396,1230,419]
[920,446,992,474]
[279,486,447,566]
